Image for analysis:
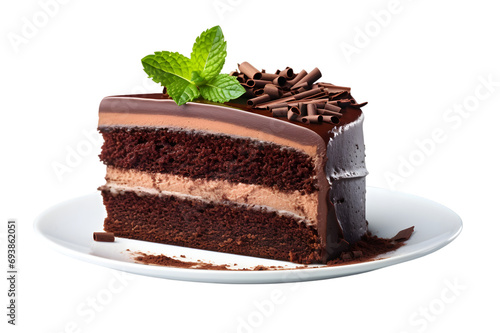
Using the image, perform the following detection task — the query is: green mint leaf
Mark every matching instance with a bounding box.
[141,51,193,86]
[199,74,245,103]
[190,26,227,82]
[190,71,206,85]
[167,77,200,105]
[141,26,241,105]
[142,51,199,105]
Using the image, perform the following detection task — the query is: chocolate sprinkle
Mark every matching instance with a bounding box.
[93,232,115,242]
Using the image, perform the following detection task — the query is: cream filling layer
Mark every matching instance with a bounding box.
[102,167,319,226]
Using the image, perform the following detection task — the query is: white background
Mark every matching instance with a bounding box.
[1,0,499,332]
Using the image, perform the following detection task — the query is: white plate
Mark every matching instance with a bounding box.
[34,187,462,284]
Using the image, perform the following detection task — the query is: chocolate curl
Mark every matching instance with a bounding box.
[323,115,340,124]
[288,70,307,86]
[278,67,294,79]
[254,95,295,108]
[241,84,255,98]
[229,70,238,76]
[303,91,329,101]
[236,74,246,83]
[291,82,309,90]
[247,94,271,107]
[289,105,300,115]
[295,87,307,93]
[325,88,349,96]
[93,232,115,242]
[282,91,293,97]
[260,73,279,81]
[318,108,342,117]
[293,88,323,100]
[328,91,350,100]
[298,103,308,116]
[272,76,287,87]
[264,84,280,99]
[238,62,262,79]
[324,103,342,113]
[318,83,351,93]
[307,103,318,116]
[315,101,326,109]
[300,115,323,124]
[266,102,288,110]
[247,79,269,89]
[271,107,288,117]
[337,99,354,107]
[291,67,322,89]
[351,101,368,108]
[287,110,299,121]
[301,98,329,105]
[254,88,264,96]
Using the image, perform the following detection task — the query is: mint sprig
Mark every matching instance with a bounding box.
[141,26,245,105]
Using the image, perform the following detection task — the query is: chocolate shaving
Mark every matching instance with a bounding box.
[238,62,262,80]
[301,115,323,124]
[391,226,415,242]
[298,103,307,116]
[318,108,342,117]
[291,67,322,89]
[324,103,342,113]
[318,82,352,93]
[266,102,288,110]
[247,94,271,107]
[253,88,264,96]
[260,73,279,81]
[271,107,288,117]
[272,76,287,87]
[236,74,245,83]
[290,105,300,115]
[323,115,340,124]
[278,67,294,79]
[291,82,309,90]
[264,84,281,99]
[287,110,299,121]
[293,88,323,100]
[247,79,269,89]
[307,103,318,116]
[288,69,307,85]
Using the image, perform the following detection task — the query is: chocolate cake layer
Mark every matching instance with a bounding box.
[102,189,322,263]
[99,126,317,194]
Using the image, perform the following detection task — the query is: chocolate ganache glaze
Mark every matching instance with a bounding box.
[99,93,368,261]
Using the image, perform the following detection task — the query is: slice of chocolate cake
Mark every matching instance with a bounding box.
[98,87,368,264]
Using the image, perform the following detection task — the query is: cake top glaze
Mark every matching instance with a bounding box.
[100,93,364,146]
